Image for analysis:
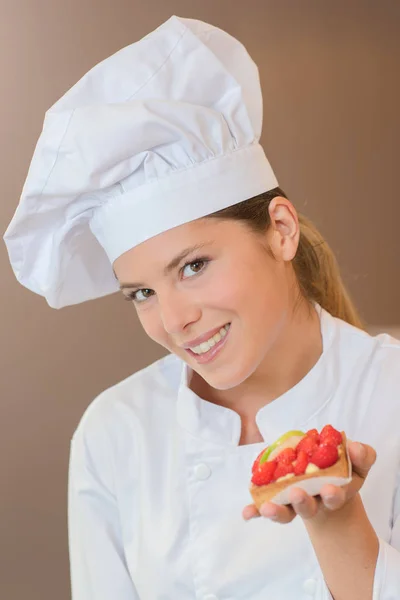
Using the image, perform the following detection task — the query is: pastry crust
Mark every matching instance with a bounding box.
[250,432,350,510]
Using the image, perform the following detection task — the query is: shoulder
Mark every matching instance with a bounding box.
[330,314,400,405]
[333,314,400,370]
[71,352,182,443]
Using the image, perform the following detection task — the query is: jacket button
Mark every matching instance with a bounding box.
[194,463,211,480]
[303,578,317,594]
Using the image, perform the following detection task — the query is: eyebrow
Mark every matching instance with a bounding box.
[119,242,213,290]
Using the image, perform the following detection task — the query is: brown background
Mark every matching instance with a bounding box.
[1,1,399,599]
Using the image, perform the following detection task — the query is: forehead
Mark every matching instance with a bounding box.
[113,218,253,281]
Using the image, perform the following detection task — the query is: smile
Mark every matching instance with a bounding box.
[185,323,231,364]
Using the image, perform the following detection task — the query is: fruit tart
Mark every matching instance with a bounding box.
[250,425,352,508]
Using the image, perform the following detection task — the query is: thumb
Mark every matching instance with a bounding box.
[348,441,377,480]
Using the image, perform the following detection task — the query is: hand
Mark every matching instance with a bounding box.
[242,440,377,524]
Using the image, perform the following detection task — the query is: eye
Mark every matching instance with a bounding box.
[181,258,208,279]
[125,288,154,303]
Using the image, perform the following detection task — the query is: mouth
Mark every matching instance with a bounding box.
[185,323,231,364]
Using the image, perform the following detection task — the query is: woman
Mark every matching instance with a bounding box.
[4,15,400,600]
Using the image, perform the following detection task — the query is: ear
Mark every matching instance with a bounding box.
[267,196,300,262]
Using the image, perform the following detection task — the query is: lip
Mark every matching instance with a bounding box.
[181,323,230,349]
[185,324,230,364]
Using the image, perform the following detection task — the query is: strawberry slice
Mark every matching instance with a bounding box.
[273,461,295,481]
[252,448,267,474]
[310,444,339,469]
[320,425,342,446]
[322,436,342,448]
[293,449,310,475]
[251,459,277,485]
[306,428,320,443]
[276,447,297,465]
[296,435,319,458]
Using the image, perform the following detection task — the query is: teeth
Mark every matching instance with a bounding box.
[191,324,230,355]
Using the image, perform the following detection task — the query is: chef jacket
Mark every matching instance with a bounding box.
[68,307,400,599]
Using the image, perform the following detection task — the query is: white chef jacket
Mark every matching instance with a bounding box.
[68,307,400,599]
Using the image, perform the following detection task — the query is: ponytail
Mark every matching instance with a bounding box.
[294,213,364,329]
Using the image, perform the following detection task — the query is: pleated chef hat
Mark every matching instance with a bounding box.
[4,15,278,308]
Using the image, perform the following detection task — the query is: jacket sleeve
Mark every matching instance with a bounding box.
[68,423,140,600]
[371,473,400,599]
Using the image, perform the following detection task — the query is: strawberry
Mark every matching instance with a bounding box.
[322,435,342,448]
[306,428,320,444]
[273,461,294,481]
[296,435,319,458]
[310,444,339,469]
[320,425,342,446]
[276,447,297,465]
[251,460,277,486]
[252,448,267,474]
[293,450,309,475]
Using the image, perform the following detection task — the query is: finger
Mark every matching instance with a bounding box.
[289,487,320,519]
[242,504,260,520]
[259,501,296,524]
[348,441,377,480]
[319,483,347,510]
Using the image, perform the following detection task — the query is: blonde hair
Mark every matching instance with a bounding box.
[208,188,364,330]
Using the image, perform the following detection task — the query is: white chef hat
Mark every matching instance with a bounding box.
[4,15,278,308]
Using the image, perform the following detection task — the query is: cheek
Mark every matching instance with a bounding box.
[231,264,289,336]
[223,260,285,311]
[197,261,285,323]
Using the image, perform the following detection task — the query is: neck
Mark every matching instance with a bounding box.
[190,299,323,422]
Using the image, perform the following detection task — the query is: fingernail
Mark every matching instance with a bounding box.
[292,493,305,505]
[357,443,367,458]
[323,494,336,502]
[260,505,277,519]
[265,512,279,521]
[323,494,338,507]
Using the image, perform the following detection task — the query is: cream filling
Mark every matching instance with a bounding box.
[190,324,230,354]
[305,463,320,474]
[276,473,295,483]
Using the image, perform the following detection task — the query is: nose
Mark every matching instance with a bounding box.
[159,291,201,336]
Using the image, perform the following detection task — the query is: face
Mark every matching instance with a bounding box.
[114,203,299,391]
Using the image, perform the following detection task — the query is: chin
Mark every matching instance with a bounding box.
[198,359,258,391]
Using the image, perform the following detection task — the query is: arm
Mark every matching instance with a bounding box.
[68,425,140,600]
[305,493,379,600]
